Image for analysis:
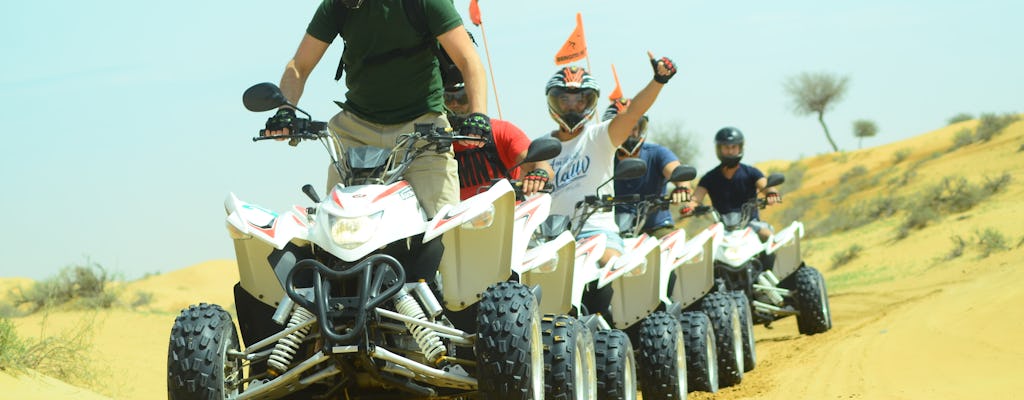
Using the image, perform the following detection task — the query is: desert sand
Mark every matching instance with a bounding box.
[3,118,1023,399]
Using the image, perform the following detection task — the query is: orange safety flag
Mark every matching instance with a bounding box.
[608,64,623,101]
[469,0,482,26]
[554,13,587,66]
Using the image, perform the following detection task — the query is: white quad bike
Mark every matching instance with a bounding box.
[608,164,739,394]
[166,83,558,400]
[518,158,655,400]
[689,173,832,344]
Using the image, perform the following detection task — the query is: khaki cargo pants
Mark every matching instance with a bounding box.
[326,110,458,219]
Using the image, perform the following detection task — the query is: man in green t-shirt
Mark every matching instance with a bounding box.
[264,0,490,286]
[266,0,489,219]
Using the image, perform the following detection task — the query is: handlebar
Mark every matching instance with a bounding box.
[255,118,328,144]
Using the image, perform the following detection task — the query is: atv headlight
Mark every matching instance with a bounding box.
[461,204,495,230]
[329,211,383,249]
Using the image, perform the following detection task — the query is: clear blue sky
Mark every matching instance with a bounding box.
[1,1,1020,280]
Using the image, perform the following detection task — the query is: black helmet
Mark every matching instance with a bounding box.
[443,83,469,128]
[604,98,650,156]
[714,126,744,167]
[546,66,600,132]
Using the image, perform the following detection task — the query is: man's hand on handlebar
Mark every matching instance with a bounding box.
[765,192,782,206]
[263,108,296,141]
[671,186,691,204]
[520,169,550,197]
[457,113,491,148]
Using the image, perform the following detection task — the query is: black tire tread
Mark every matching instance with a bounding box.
[475,281,542,400]
[679,311,718,393]
[635,311,686,399]
[541,314,591,400]
[790,266,832,335]
[167,303,240,400]
[728,290,757,372]
[594,329,635,400]
[699,292,743,387]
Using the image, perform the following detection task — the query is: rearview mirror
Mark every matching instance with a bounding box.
[243,82,290,112]
[614,158,647,180]
[765,172,785,188]
[669,165,697,182]
[519,137,562,165]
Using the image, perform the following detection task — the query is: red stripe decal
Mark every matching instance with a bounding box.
[374,182,410,203]
[249,219,277,239]
[331,190,343,208]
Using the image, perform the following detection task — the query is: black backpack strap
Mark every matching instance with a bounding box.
[402,0,430,36]
[333,3,349,81]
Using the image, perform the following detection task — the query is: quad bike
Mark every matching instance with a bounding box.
[166,83,555,400]
[608,164,743,393]
[688,172,832,342]
[518,158,652,400]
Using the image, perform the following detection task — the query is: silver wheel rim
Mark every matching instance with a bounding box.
[706,326,718,388]
[624,349,637,400]
[676,329,687,395]
[221,333,241,396]
[819,277,830,323]
[731,305,744,372]
[573,346,585,400]
[530,311,544,399]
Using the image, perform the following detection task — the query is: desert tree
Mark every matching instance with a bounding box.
[853,119,878,149]
[784,72,850,152]
[646,120,700,167]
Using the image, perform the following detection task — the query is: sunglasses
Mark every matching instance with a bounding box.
[444,89,469,106]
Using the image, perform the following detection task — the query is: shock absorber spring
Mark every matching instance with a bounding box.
[394,288,447,365]
[756,274,785,305]
[267,306,315,374]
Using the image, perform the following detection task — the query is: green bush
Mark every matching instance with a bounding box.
[0,316,95,384]
[892,148,911,164]
[950,128,974,152]
[975,228,1010,258]
[839,165,868,184]
[947,113,974,125]
[831,244,863,269]
[982,173,1012,194]
[10,262,116,314]
[942,235,967,261]
[129,291,154,309]
[895,206,939,240]
[888,168,916,187]
[974,113,1020,142]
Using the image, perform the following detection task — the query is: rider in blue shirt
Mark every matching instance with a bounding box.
[684,126,780,242]
[607,98,692,238]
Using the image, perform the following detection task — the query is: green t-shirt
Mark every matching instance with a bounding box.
[306,0,463,124]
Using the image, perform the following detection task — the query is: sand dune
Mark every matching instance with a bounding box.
[2,117,1022,399]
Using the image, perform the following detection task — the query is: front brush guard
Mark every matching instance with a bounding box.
[285,254,405,345]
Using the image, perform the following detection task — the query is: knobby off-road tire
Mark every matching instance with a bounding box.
[679,311,718,393]
[594,329,637,400]
[786,266,833,335]
[635,311,687,399]
[541,314,596,400]
[728,291,757,372]
[167,303,242,400]
[699,292,743,387]
[475,282,545,400]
